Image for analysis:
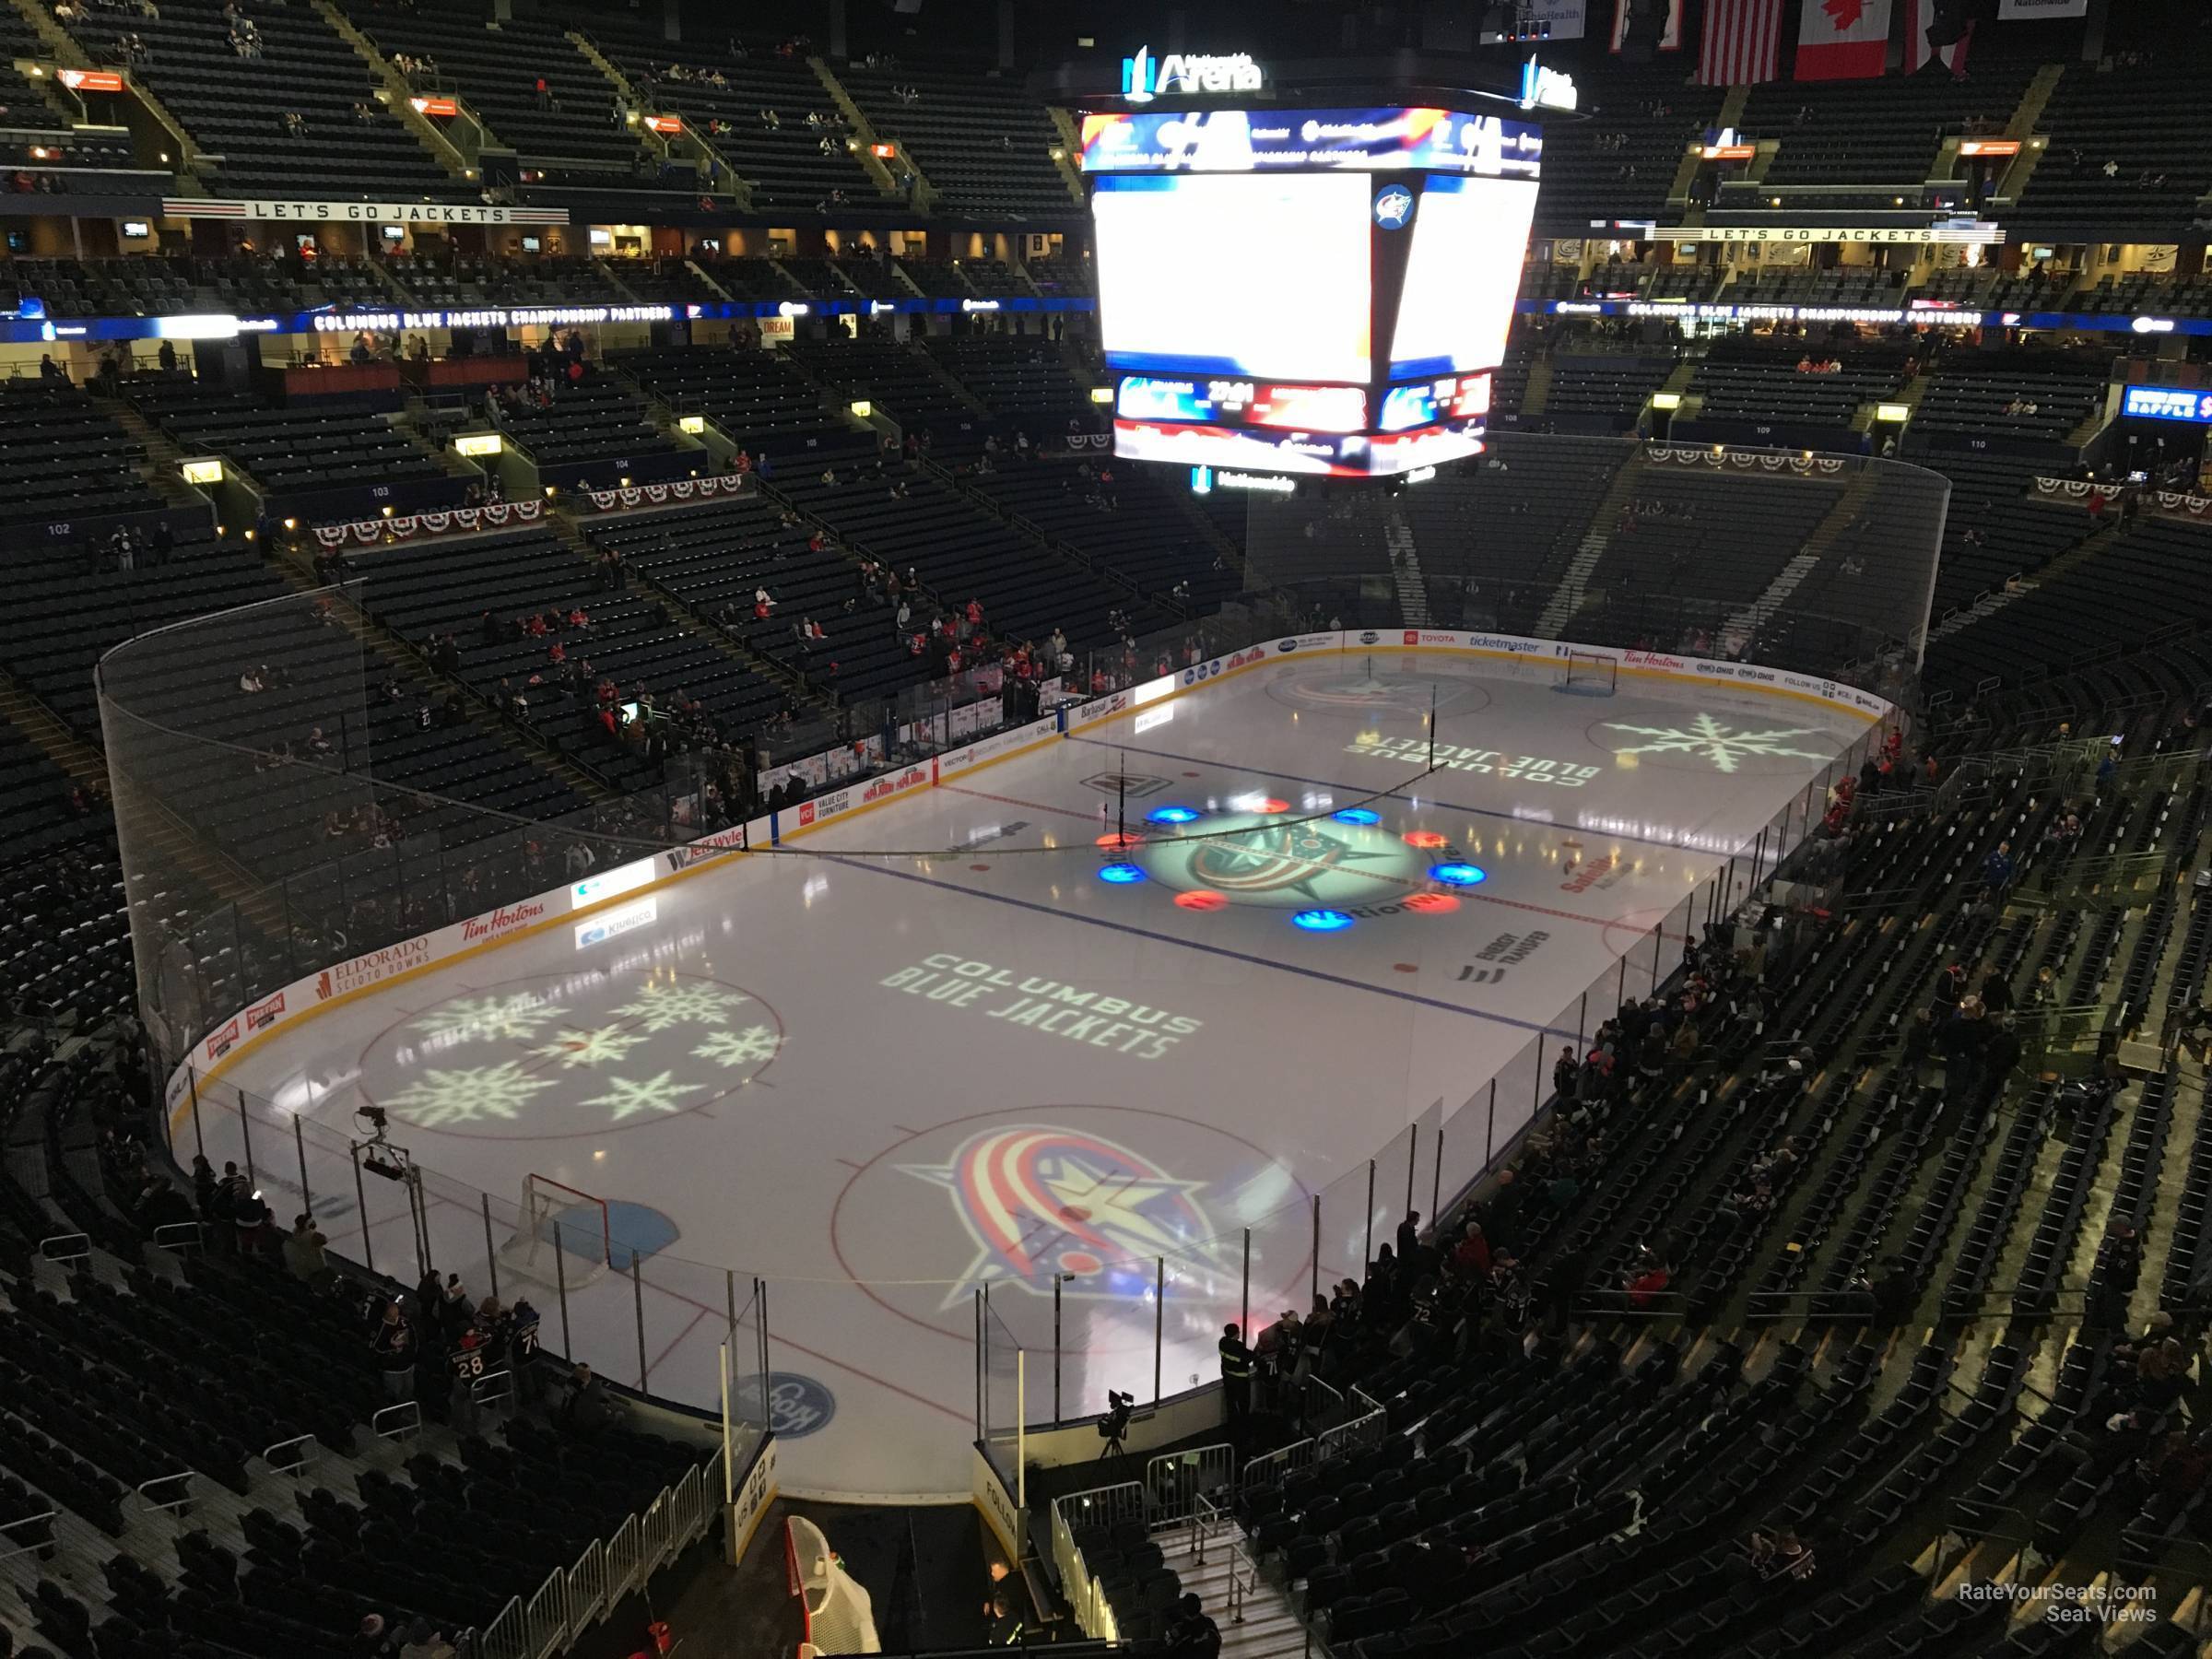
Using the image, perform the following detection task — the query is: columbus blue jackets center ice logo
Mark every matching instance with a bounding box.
[901,1124,1218,1310]
[1185,820,1392,899]
[1373,185,1415,229]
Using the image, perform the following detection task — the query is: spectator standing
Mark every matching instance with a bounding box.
[1218,1323,1253,1437]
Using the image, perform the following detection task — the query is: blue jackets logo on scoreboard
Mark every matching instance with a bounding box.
[1373,185,1415,229]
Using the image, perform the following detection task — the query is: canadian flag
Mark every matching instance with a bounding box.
[1903,0,1973,74]
[1795,0,1892,80]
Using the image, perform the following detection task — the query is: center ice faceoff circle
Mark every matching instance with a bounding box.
[1141,811,1423,910]
[831,1107,1316,1335]
[360,971,783,1136]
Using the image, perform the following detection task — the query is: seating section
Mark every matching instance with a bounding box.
[581,26,882,211]
[1688,344,1909,436]
[1534,70,1726,229]
[839,62,1075,217]
[614,346,856,461]
[1535,351,1679,434]
[586,494,928,701]
[0,1030,717,1659]
[0,255,389,319]
[1575,465,1844,626]
[1909,357,2109,446]
[0,380,162,527]
[777,465,1169,659]
[498,374,692,488]
[384,253,631,309]
[967,463,1241,615]
[2016,59,2212,233]
[1908,452,2101,618]
[57,0,459,200]
[925,335,1096,441]
[362,15,653,190]
[1407,435,1638,633]
[128,376,457,512]
[360,527,786,778]
[1742,57,2040,196]
[783,335,987,459]
[1925,513,2212,694]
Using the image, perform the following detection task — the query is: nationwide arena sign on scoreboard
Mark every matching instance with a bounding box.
[1080,104,1543,479]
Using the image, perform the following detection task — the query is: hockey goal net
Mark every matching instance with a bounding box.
[1557,651,1618,695]
[498,1173,613,1290]
[786,1513,881,1656]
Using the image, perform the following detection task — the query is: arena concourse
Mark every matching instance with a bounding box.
[2,1,2211,1656]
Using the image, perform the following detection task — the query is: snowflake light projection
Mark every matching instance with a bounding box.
[370,973,776,1135]
[612,982,752,1032]
[529,1027,650,1069]
[1602,712,1834,775]
[384,1061,556,1128]
[411,993,567,1045]
[693,1027,782,1069]
[578,1071,701,1123]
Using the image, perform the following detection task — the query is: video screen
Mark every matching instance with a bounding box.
[1093,172,1372,383]
[1112,417,1484,478]
[1387,174,1538,380]
[1116,376,1369,433]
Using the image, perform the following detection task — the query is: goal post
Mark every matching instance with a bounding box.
[1557,652,1618,696]
[498,1172,614,1290]
[786,1512,882,1656]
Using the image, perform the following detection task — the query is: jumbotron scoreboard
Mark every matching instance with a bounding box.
[1080,103,1543,479]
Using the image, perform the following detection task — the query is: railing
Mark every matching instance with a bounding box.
[0,1508,57,1563]
[150,1220,207,1254]
[1235,1386,1388,1492]
[134,1470,198,1518]
[469,1450,722,1659]
[37,1231,90,1265]
[260,1432,320,1476]
[371,1400,422,1441]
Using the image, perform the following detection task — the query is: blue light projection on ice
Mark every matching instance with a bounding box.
[1428,863,1488,887]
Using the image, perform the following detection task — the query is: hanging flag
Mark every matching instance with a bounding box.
[1610,0,1683,53]
[1699,0,1785,82]
[1796,0,1893,80]
[1903,0,1973,74]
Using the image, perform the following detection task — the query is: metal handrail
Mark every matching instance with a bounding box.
[371,1400,422,1441]
[151,1220,207,1253]
[37,1231,91,1263]
[470,1368,514,1411]
[135,1470,197,1516]
[259,1432,319,1474]
[0,1508,57,1563]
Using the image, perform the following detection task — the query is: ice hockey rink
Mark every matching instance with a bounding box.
[181,645,1878,1497]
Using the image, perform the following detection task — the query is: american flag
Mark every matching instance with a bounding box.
[1699,0,1785,83]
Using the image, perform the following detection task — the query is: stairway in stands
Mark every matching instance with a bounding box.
[1157,1522,1307,1659]
[1535,453,1644,638]
[1383,505,1430,627]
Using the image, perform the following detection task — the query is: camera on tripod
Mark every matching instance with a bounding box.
[1098,1389,1135,1458]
